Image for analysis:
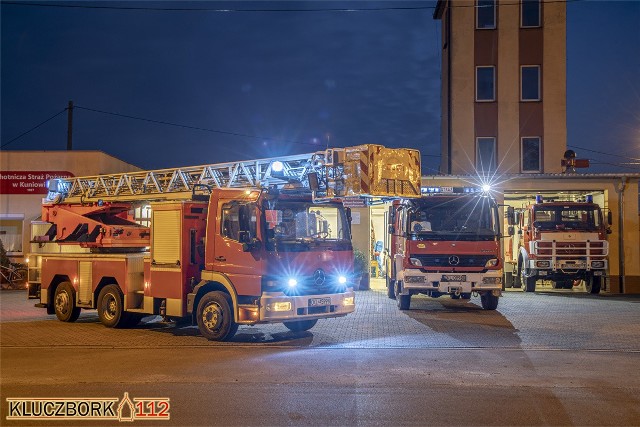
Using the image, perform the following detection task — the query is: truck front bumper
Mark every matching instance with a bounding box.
[259,290,356,322]
[400,271,502,295]
[526,259,607,277]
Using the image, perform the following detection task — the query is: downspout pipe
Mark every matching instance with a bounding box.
[616,177,627,293]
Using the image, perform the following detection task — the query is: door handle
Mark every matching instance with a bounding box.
[215,256,226,262]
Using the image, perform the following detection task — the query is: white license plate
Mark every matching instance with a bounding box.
[309,297,331,307]
[442,274,466,282]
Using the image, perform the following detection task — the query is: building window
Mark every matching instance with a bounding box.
[521,0,541,28]
[476,66,496,102]
[521,65,540,101]
[476,137,496,173]
[476,0,496,29]
[521,137,542,172]
[0,214,25,255]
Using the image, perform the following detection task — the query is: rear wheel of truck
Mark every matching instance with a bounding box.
[54,282,81,322]
[197,291,238,341]
[586,275,602,294]
[283,319,318,332]
[97,284,130,328]
[480,293,499,310]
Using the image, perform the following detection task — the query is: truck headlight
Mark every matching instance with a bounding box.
[409,258,422,267]
[482,277,502,284]
[267,302,292,312]
[343,296,355,306]
[484,258,499,267]
[338,275,347,284]
[536,260,551,268]
[405,276,426,283]
[591,261,605,268]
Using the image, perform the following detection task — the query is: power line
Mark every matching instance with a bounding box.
[74,105,322,148]
[1,0,586,13]
[568,144,640,162]
[1,108,67,148]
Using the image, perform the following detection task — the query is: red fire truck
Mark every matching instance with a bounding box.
[504,195,610,294]
[27,145,420,340]
[386,187,513,310]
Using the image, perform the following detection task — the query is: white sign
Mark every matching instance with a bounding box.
[351,211,361,224]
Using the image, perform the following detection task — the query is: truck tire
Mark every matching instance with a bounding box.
[283,319,318,332]
[196,291,238,341]
[521,269,536,293]
[480,293,499,310]
[54,282,81,322]
[97,284,130,328]
[503,272,514,289]
[397,294,411,310]
[386,274,396,300]
[586,275,602,294]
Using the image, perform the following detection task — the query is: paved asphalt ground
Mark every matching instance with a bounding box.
[1,282,639,426]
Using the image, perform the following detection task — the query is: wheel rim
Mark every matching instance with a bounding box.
[55,290,70,315]
[102,293,118,321]
[202,301,224,332]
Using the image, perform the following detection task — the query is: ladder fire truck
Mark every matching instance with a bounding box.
[504,195,611,294]
[386,186,514,310]
[27,144,420,341]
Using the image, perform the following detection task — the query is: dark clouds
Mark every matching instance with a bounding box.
[1,1,638,174]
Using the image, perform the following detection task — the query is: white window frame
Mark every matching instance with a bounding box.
[476,66,496,102]
[521,136,542,173]
[520,0,541,28]
[0,213,25,255]
[476,137,497,173]
[520,65,541,101]
[476,0,496,30]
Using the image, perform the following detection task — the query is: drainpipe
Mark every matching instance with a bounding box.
[616,177,627,293]
[446,2,452,174]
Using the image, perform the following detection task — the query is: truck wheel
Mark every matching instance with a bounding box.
[283,319,318,332]
[480,293,499,310]
[503,273,514,289]
[196,291,238,341]
[586,276,602,294]
[521,269,536,292]
[54,282,81,322]
[97,284,129,328]
[397,294,411,310]
[386,274,396,300]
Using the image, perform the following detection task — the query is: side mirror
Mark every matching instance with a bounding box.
[239,231,261,252]
[388,224,395,234]
[506,206,515,226]
[607,211,613,226]
[508,226,515,236]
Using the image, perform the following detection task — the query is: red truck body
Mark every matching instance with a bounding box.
[505,197,610,293]
[386,189,504,310]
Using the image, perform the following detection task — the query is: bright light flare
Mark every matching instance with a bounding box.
[482,184,491,193]
[287,278,298,288]
[338,276,347,284]
[272,161,284,172]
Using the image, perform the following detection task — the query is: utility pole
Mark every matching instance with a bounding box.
[67,100,73,150]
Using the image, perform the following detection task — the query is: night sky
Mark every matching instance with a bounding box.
[1,1,639,174]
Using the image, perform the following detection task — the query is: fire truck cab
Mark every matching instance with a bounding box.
[506,195,611,293]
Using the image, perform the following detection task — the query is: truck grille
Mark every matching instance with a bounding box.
[533,241,608,257]
[411,255,494,268]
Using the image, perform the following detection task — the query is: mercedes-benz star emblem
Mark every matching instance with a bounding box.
[448,256,460,266]
[313,269,326,286]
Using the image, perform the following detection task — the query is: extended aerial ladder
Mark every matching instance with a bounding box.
[40,144,421,248]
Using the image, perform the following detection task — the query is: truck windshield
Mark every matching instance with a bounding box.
[263,201,351,251]
[408,196,499,241]
[533,206,602,231]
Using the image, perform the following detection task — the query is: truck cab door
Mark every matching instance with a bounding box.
[210,199,263,296]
